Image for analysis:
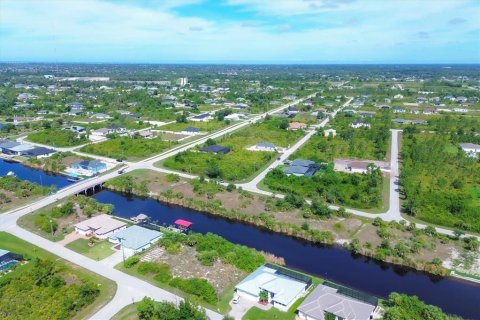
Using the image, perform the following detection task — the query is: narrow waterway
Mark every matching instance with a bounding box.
[1,159,479,319]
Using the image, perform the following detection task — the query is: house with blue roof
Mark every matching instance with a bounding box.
[108,225,162,256]
[190,113,213,122]
[70,160,107,174]
[201,145,230,154]
[284,159,319,177]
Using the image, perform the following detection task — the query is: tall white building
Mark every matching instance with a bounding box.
[178,77,188,86]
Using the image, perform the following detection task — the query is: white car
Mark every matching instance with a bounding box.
[232,294,240,304]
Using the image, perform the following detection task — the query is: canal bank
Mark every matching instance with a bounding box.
[1,159,479,319]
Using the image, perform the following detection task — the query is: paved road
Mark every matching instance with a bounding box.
[237,97,353,192]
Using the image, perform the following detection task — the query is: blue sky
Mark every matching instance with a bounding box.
[0,0,479,64]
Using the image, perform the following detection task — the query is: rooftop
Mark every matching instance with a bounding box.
[75,214,127,235]
[109,225,162,250]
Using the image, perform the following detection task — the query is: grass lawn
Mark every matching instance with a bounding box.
[160,120,228,133]
[242,306,295,320]
[26,128,89,147]
[0,231,117,320]
[66,238,115,260]
[111,303,138,320]
[79,137,177,161]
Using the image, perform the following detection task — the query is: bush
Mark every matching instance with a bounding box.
[137,262,162,275]
[169,277,217,304]
[226,183,236,192]
[285,193,305,208]
[196,250,218,266]
[124,256,140,268]
[153,264,172,283]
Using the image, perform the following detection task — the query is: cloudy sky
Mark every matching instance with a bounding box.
[0,0,479,63]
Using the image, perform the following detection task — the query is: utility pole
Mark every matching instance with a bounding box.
[117,236,126,267]
[49,219,54,237]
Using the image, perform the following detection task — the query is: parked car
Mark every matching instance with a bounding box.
[116,159,123,163]
[118,169,125,174]
[232,294,240,304]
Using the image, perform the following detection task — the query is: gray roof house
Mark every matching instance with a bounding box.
[284,159,319,177]
[297,284,378,320]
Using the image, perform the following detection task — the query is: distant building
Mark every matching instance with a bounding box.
[324,128,336,137]
[460,143,480,158]
[0,249,23,272]
[190,113,213,122]
[177,77,188,87]
[201,145,230,154]
[248,142,276,152]
[351,121,371,129]
[288,122,307,130]
[22,147,56,158]
[181,127,201,135]
[284,159,319,177]
[70,160,107,174]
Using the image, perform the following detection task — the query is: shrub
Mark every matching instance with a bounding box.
[169,277,217,304]
[196,250,218,266]
[153,264,172,283]
[124,256,140,268]
[137,262,162,275]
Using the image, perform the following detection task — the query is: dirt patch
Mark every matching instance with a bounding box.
[149,245,246,293]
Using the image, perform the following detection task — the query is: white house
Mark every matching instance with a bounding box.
[224,113,246,121]
[190,113,213,122]
[324,129,337,137]
[235,265,310,312]
[460,143,480,158]
[74,214,127,239]
[180,127,201,135]
[351,121,371,129]
[248,142,276,152]
[108,226,162,257]
[394,94,404,99]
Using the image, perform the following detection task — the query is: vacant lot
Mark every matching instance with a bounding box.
[27,128,89,147]
[0,176,51,213]
[160,120,228,133]
[80,136,177,161]
[162,117,304,181]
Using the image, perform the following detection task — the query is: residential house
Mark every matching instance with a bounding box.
[74,214,127,239]
[138,130,154,139]
[460,143,480,158]
[90,113,112,120]
[392,118,406,124]
[423,108,437,115]
[0,141,20,154]
[201,145,230,154]
[224,113,246,121]
[288,122,307,131]
[233,103,250,110]
[108,226,162,257]
[70,160,107,174]
[351,121,371,129]
[297,284,378,320]
[22,147,56,158]
[180,127,201,135]
[324,128,337,137]
[6,144,35,156]
[191,113,213,122]
[235,264,311,312]
[411,119,427,125]
[394,94,404,99]
[249,142,276,152]
[284,159,319,177]
[0,249,23,272]
[392,107,406,114]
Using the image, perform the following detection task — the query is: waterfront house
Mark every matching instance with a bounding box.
[297,283,379,320]
[22,147,56,158]
[70,160,107,174]
[181,127,201,135]
[235,264,311,312]
[74,214,127,239]
[108,225,162,256]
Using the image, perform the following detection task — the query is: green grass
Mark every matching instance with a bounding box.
[0,231,117,320]
[27,128,89,147]
[111,303,138,320]
[160,120,228,132]
[452,270,480,281]
[66,238,115,260]
[79,137,177,161]
[242,306,295,320]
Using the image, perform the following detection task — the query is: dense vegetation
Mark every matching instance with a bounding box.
[383,293,461,320]
[136,297,207,320]
[163,117,304,181]
[0,176,52,205]
[401,131,480,232]
[27,128,88,147]
[264,164,384,209]
[0,259,100,320]
[80,136,176,160]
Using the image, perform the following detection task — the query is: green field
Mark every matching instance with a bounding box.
[162,117,304,181]
[27,128,89,147]
[160,119,228,132]
[242,306,295,320]
[80,137,177,161]
[0,231,116,320]
[66,238,115,260]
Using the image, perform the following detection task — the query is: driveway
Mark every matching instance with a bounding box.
[228,297,271,320]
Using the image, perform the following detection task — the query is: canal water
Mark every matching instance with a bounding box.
[1,159,479,319]
[0,159,71,189]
